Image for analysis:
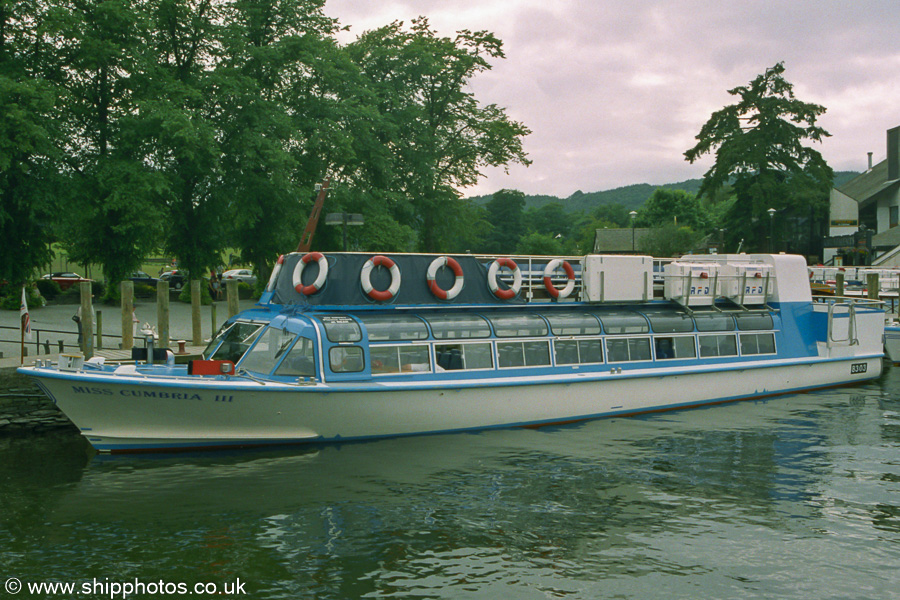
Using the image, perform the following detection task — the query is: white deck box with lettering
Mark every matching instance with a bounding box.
[580,255,652,302]
[719,262,773,305]
[663,262,720,306]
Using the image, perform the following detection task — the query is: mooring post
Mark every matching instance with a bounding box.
[226,279,239,318]
[210,302,217,339]
[79,282,94,359]
[867,273,879,301]
[157,279,170,349]
[96,310,103,350]
[191,279,202,345]
[836,273,845,301]
[121,280,134,350]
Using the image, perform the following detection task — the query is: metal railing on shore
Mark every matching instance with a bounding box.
[0,324,123,357]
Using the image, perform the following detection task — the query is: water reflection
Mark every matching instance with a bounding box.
[1,370,899,599]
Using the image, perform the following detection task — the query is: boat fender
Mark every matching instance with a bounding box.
[266,254,285,292]
[427,256,464,300]
[293,252,328,295]
[361,255,401,301]
[488,258,522,300]
[543,259,576,299]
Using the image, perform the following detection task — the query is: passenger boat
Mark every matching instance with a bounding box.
[19,252,885,453]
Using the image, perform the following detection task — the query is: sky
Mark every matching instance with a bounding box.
[324,0,900,199]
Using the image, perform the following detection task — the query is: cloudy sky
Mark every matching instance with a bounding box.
[324,0,900,198]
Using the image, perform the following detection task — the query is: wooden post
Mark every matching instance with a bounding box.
[836,273,845,300]
[157,279,170,349]
[79,282,94,359]
[226,279,239,318]
[867,273,879,301]
[191,279,202,345]
[210,302,217,338]
[96,310,103,350]
[121,280,134,350]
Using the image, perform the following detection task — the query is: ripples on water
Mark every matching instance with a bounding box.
[2,369,900,599]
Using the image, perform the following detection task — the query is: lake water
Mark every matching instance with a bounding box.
[2,367,900,600]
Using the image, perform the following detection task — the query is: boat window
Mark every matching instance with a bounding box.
[329,346,364,372]
[698,334,738,358]
[644,311,694,333]
[238,327,298,375]
[654,336,697,360]
[546,312,601,336]
[606,337,652,362]
[497,340,551,368]
[435,343,493,370]
[595,311,649,335]
[316,315,362,343]
[358,314,429,341]
[371,344,431,374]
[424,314,491,339]
[555,339,604,365]
[734,312,774,331]
[693,313,735,332]
[739,333,776,355]
[205,321,265,363]
[274,338,316,377]
[488,314,549,337]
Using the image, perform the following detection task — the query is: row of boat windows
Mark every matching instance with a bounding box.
[316,310,775,342]
[334,332,777,375]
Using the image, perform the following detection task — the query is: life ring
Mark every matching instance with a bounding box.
[361,255,401,301]
[427,256,464,300]
[265,254,284,292]
[487,258,522,300]
[293,252,328,295]
[543,259,575,299]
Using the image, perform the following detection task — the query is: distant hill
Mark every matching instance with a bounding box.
[470,171,861,213]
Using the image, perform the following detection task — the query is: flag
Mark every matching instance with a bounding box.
[20,287,32,341]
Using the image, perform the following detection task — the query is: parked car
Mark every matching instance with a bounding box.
[41,272,92,291]
[222,269,257,287]
[128,271,158,287]
[158,270,188,290]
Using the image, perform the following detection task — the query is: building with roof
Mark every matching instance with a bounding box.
[826,126,900,266]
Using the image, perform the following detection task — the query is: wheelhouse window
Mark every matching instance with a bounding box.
[204,321,265,363]
[435,342,493,370]
[238,327,297,375]
[694,313,736,332]
[424,314,491,339]
[595,311,649,335]
[654,336,697,360]
[371,344,431,374]
[497,340,551,368]
[546,312,601,336]
[698,334,738,358]
[274,338,316,377]
[555,339,604,365]
[488,314,548,337]
[316,315,362,343]
[606,338,652,362]
[734,312,774,331]
[330,346,364,372]
[740,333,776,355]
[358,314,428,341]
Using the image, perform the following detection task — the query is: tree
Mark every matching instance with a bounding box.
[639,223,704,258]
[483,189,526,253]
[684,62,832,252]
[635,189,710,232]
[347,18,531,252]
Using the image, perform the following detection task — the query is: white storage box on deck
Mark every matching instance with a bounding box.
[719,262,773,305]
[580,255,652,302]
[663,262,720,306]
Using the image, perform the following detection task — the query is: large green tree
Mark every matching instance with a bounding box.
[483,189,526,253]
[635,189,710,232]
[684,62,832,252]
[347,18,531,252]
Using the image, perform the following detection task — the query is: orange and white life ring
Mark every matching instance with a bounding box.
[293,252,328,295]
[543,259,575,299]
[427,256,464,300]
[266,254,285,292]
[487,258,522,300]
[361,255,401,301]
